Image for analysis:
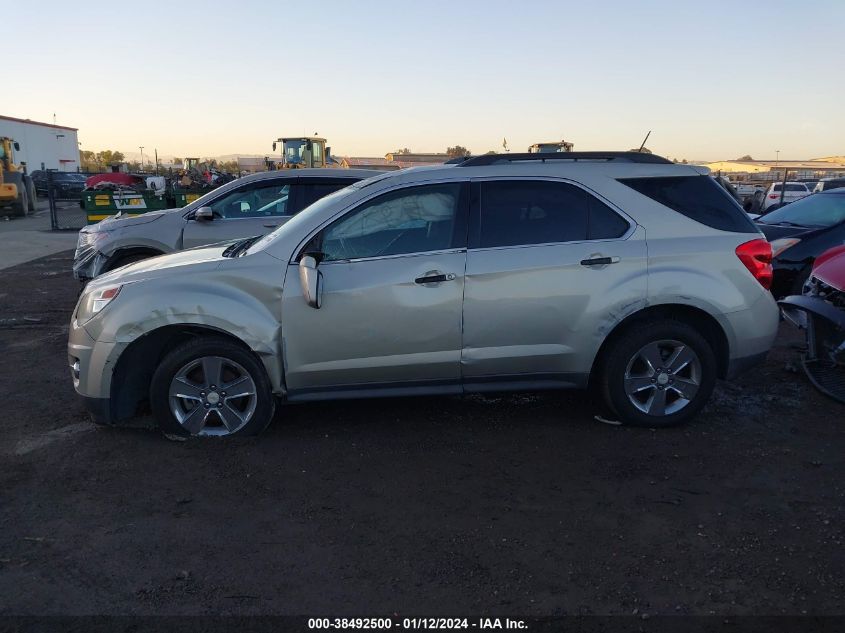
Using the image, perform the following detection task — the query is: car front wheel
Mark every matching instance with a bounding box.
[150,338,275,437]
[600,320,717,427]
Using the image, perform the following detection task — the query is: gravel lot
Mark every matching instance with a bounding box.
[1,251,843,616]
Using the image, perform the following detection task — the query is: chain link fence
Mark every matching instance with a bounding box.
[45,171,90,230]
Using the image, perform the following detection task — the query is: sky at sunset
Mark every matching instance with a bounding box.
[7,0,844,161]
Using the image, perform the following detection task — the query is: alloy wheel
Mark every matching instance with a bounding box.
[168,356,258,436]
[623,339,702,417]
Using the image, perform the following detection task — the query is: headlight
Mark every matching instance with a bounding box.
[75,230,110,261]
[76,284,123,323]
[77,230,109,248]
[770,237,801,258]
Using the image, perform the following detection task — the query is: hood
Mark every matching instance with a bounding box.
[89,244,229,287]
[812,245,845,291]
[88,206,185,231]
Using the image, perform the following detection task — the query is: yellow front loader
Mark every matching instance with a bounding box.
[0,137,36,217]
[270,137,336,169]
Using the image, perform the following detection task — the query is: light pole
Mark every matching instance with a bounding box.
[139,146,145,171]
[775,150,780,167]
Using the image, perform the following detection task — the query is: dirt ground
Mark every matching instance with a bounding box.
[1,251,843,617]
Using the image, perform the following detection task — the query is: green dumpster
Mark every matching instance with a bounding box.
[82,190,169,224]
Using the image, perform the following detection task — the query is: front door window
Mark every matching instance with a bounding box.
[210,183,291,218]
[321,183,462,261]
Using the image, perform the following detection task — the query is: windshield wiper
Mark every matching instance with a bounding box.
[223,235,262,258]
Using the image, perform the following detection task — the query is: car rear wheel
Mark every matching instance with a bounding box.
[150,338,275,437]
[600,320,717,427]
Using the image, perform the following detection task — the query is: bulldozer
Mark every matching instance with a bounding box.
[0,137,36,217]
[271,136,336,169]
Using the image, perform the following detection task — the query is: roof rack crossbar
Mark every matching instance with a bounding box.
[457,152,673,167]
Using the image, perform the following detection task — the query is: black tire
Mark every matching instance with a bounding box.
[12,186,28,217]
[150,337,275,437]
[25,178,36,212]
[600,320,717,428]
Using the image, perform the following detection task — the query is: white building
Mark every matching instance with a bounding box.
[0,114,80,172]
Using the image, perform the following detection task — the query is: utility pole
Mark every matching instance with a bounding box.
[154,148,159,175]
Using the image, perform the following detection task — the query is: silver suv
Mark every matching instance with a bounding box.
[68,152,779,436]
[73,169,378,280]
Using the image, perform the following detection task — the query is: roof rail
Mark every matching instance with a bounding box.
[457,152,673,167]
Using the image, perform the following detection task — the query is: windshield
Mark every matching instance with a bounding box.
[758,193,845,228]
[283,139,308,165]
[245,185,359,255]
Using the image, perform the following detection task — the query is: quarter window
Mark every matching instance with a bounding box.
[618,175,756,233]
[321,183,461,261]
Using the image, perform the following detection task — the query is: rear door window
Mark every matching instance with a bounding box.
[297,181,355,212]
[618,175,757,233]
[477,180,588,247]
[476,180,630,247]
[588,196,630,239]
[210,182,291,218]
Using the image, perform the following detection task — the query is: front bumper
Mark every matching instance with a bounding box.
[779,294,845,403]
[68,314,123,412]
[72,246,109,281]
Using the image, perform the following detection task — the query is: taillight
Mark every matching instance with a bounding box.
[768,194,779,199]
[735,239,773,289]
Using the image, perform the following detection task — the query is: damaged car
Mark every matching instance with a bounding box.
[755,188,845,297]
[68,152,779,437]
[779,245,845,403]
[72,169,378,281]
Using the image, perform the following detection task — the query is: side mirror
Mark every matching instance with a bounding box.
[194,206,214,221]
[13,142,20,151]
[272,142,277,152]
[298,254,322,309]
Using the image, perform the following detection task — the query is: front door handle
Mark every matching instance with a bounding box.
[580,256,620,266]
[415,271,456,285]
[263,223,280,228]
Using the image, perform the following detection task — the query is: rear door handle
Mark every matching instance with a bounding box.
[580,256,620,266]
[415,272,456,284]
